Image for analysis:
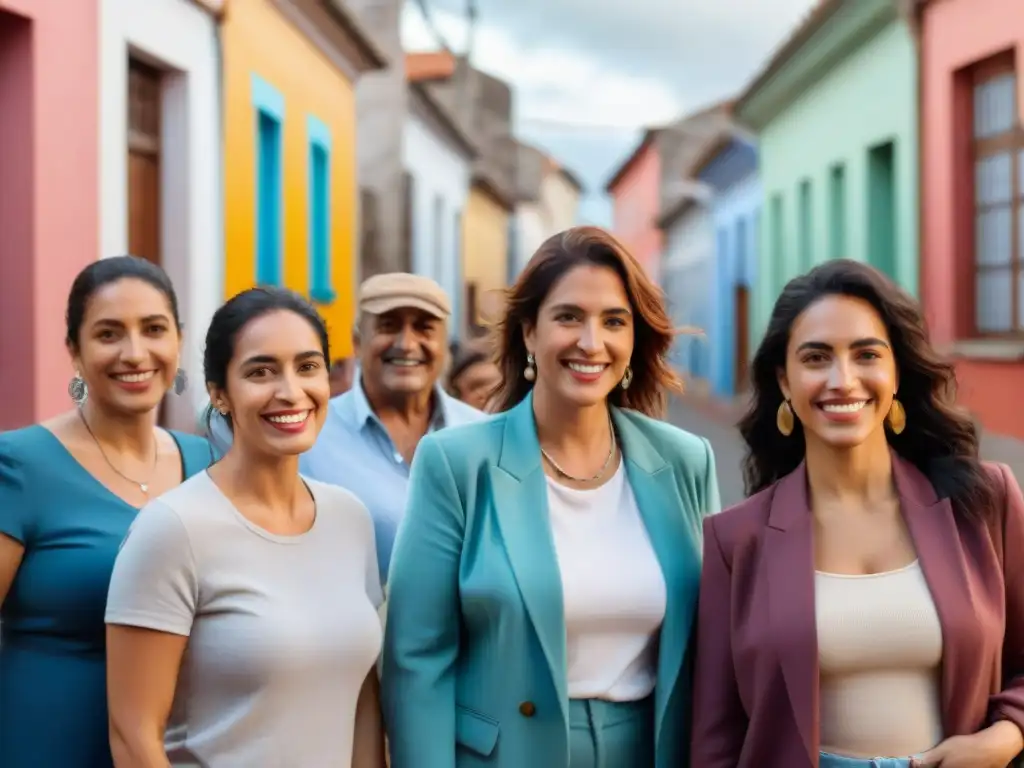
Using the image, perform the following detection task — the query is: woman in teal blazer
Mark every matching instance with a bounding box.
[381,226,720,768]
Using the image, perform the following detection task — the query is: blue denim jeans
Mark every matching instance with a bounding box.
[820,751,914,768]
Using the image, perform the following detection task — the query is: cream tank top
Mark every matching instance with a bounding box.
[815,560,944,758]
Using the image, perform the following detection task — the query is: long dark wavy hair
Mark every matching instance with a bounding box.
[489,226,683,418]
[738,259,995,521]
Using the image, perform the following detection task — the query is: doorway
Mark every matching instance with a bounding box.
[733,284,749,393]
[127,57,168,425]
[127,57,162,266]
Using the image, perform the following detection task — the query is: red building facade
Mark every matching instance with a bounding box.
[920,0,1024,437]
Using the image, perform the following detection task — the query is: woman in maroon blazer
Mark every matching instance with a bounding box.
[691,260,1024,768]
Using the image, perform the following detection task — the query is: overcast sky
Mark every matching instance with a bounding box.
[401,0,818,225]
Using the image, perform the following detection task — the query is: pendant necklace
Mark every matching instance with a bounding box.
[540,411,617,483]
[77,408,158,496]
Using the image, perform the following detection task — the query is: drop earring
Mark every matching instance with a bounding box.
[887,398,906,435]
[68,372,88,406]
[173,368,188,396]
[621,366,633,390]
[776,399,794,436]
[524,352,536,382]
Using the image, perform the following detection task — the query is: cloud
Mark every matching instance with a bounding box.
[401,3,685,128]
[400,0,818,226]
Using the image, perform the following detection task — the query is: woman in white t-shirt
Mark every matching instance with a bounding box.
[105,287,385,767]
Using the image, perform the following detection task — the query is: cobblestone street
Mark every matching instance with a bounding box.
[667,397,1024,510]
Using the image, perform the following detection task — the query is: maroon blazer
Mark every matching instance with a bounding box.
[690,452,1024,768]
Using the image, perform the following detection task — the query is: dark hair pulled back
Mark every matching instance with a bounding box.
[203,287,330,437]
[65,256,181,348]
[738,259,995,521]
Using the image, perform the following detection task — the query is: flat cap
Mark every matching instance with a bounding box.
[357,272,451,319]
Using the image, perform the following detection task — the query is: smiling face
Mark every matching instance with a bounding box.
[524,263,634,410]
[357,307,446,398]
[779,294,898,451]
[70,277,181,415]
[213,309,330,457]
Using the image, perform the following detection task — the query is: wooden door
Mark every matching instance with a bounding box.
[734,284,749,393]
[127,58,161,266]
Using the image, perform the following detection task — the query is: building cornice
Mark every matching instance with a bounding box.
[268,0,388,82]
[408,82,477,161]
[736,0,898,130]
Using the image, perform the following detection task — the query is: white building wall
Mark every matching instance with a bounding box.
[513,170,581,278]
[402,112,471,334]
[99,0,222,430]
[542,172,580,234]
[514,203,546,277]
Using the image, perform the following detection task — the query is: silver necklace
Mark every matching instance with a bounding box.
[540,412,617,483]
[77,408,158,495]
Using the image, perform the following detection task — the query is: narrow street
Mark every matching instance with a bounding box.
[666,398,748,508]
[667,397,1024,510]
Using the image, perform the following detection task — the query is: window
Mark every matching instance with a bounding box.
[735,217,747,284]
[433,193,444,275]
[972,60,1022,333]
[360,188,379,276]
[798,179,812,270]
[252,74,284,287]
[402,171,415,272]
[867,141,896,279]
[307,115,334,303]
[770,194,785,295]
[829,163,847,260]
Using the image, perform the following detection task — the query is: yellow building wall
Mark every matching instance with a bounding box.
[221,0,357,358]
[462,185,509,326]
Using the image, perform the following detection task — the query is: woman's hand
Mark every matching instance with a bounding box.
[913,722,1024,767]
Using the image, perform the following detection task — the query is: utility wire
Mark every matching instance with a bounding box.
[411,0,453,53]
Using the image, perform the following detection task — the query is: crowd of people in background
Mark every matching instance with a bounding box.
[1,226,1023,768]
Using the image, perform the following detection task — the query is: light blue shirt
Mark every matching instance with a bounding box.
[299,378,487,581]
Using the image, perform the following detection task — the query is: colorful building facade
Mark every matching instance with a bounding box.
[462,175,513,336]
[605,134,664,281]
[0,0,99,429]
[737,0,919,343]
[920,0,1024,437]
[221,0,384,359]
[403,70,476,336]
[694,132,760,398]
[99,0,222,429]
[658,188,715,389]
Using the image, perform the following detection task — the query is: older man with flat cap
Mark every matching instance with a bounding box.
[300,273,486,583]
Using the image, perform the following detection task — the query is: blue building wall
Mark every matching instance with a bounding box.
[698,139,761,397]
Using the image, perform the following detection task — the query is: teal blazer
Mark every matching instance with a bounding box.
[381,393,720,767]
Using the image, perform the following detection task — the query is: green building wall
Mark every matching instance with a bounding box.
[753,15,918,343]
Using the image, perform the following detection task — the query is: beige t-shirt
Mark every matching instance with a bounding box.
[105,472,383,767]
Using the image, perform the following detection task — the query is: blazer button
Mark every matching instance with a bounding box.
[518,701,536,717]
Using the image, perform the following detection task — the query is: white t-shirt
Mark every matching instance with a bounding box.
[546,462,667,701]
[105,472,383,767]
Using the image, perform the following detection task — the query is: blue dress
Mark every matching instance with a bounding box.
[0,425,212,767]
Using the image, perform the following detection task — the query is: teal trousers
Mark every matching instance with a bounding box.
[568,697,654,767]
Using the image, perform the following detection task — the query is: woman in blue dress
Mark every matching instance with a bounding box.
[0,256,211,767]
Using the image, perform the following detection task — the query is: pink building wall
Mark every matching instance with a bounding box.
[609,143,664,283]
[920,0,1024,437]
[0,1,99,431]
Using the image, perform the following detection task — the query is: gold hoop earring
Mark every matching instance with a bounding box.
[887,398,906,435]
[776,400,794,436]
[524,352,536,382]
